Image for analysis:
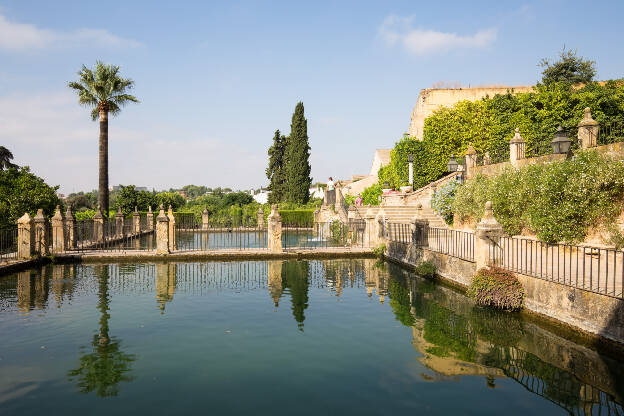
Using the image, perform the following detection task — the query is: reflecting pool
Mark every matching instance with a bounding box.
[0,259,623,415]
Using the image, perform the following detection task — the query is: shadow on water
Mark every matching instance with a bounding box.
[67,265,136,397]
[382,261,624,415]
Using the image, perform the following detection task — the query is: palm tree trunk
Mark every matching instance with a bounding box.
[99,109,109,215]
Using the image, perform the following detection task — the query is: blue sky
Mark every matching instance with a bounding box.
[0,0,623,193]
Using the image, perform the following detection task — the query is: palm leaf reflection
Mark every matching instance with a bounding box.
[68,266,135,397]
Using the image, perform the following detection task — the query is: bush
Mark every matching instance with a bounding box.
[280,209,314,226]
[431,180,459,225]
[373,243,386,257]
[414,261,436,279]
[467,266,525,311]
[453,151,624,243]
[361,183,382,206]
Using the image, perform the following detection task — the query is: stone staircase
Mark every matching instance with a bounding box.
[351,205,448,229]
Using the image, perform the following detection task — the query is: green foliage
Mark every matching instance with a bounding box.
[373,243,386,257]
[280,209,314,226]
[540,47,596,86]
[155,192,185,210]
[0,166,60,228]
[454,151,624,243]
[380,80,624,190]
[431,180,459,225]
[266,130,287,203]
[181,185,208,199]
[0,146,17,170]
[414,261,436,279]
[66,190,98,211]
[388,278,415,327]
[361,183,382,206]
[467,266,525,311]
[343,194,356,206]
[330,220,347,244]
[284,102,312,204]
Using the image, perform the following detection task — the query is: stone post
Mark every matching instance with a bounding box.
[167,205,176,252]
[156,205,170,254]
[483,151,492,166]
[347,206,357,221]
[65,206,76,249]
[256,208,264,229]
[202,208,210,230]
[363,208,377,247]
[474,201,504,271]
[267,204,283,253]
[578,107,599,149]
[93,207,104,242]
[133,206,141,234]
[17,213,34,259]
[147,206,154,231]
[464,143,477,179]
[375,208,387,245]
[115,209,124,237]
[509,128,526,168]
[51,205,65,253]
[33,209,49,256]
[408,160,414,186]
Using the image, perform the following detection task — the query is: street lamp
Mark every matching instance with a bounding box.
[551,126,572,154]
[447,155,458,172]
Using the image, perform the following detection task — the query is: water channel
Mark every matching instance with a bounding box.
[0,259,622,415]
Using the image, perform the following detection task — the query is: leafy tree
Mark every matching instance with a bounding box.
[266,129,287,203]
[0,146,16,170]
[66,191,97,211]
[0,166,60,228]
[155,192,185,210]
[68,61,139,215]
[181,185,208,199]
[540,47,596,85]
[284,102,312,204]
[223,188,232,193]
[114,185,138,214]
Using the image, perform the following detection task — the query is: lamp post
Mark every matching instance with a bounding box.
[551,126,572,155]
[408,154,414,186]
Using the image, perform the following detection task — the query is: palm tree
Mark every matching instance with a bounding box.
[0,146,16,170]
[68,61,139,215]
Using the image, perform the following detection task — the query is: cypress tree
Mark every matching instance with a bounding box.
[266,129,286,203]
[285,102,312,203]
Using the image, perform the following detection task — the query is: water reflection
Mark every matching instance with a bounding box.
[0,259,623,414]
[67,266,136,397]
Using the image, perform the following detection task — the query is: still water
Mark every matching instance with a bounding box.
[0,259,622,415]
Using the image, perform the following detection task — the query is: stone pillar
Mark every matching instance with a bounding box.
[51,205,65,253]
[267,204,283,253]
[509,128,526,168]
[408,160,414,186]
[483,151,492,166]
[167,205,176,252]
[115,209,124,237]
[33,209,49,256]
[256,208,264,229]
[17,213,34,259]
[475,201,504,271]
[375,208,387,244]
[133,206,141,234]
[147,206,154,231]
[156,205,170,254]
[93,207,104,242]
[578,107,599,149]
[347,206,357,221]
[363,208,377,247]
[464,143,477,179]
[65,206,76,249]
[202,208,210,230]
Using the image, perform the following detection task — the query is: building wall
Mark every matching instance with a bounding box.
[409,86,534,140]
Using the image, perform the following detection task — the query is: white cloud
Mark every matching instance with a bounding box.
[378,15,496,55]
[0,14,141,51]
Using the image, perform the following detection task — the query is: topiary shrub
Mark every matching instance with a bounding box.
[467,266,525,311]
[414,261,436,279]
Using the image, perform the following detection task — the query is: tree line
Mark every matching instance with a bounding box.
[266,102,312,204]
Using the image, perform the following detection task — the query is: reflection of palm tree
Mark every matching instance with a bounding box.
[282,261,309,331]
[68,266,135,397]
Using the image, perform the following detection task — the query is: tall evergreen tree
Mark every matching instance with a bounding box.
[284,102,312,203]
[266,129,287,203]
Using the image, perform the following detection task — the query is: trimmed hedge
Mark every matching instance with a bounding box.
[279,209,314,226]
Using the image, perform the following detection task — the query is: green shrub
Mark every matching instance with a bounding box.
[467,266,525,311]
[431,180,459,225]
[414,261,436,279]
[361,183,382,206]
[280,209,314,226]
[454,151,624,243]
[373,243,386,257]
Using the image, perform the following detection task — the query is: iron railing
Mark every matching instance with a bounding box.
[490,236,624,299]
[283,221,365,250]
[598,120,624,146]
[0,227,18,262]
[69,217,154,252]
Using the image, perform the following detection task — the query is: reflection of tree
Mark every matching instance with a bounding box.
[282,261,309,331]
[68,266,135,397]
[388,277,415,327]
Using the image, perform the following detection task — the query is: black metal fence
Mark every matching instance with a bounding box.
[490,236,624,299]
[598,120,624,146]
[385,222,475,262]
[70,217,154,252]
[0,227,17,262]
[282,220,366,250]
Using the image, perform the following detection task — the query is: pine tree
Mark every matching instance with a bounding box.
[266,129,286,203]
[284,102,312,203]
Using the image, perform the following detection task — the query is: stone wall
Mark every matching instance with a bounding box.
[409,86,534,140]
